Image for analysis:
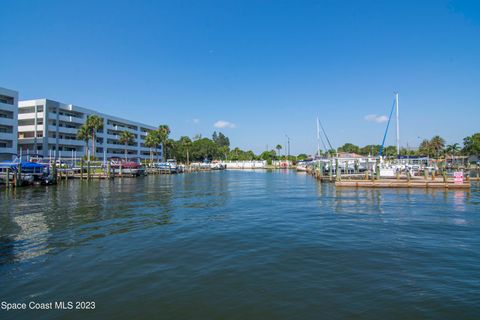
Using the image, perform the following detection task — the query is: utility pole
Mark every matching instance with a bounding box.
[285,134,290,162]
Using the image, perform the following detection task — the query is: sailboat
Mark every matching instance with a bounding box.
[378,93,404,177]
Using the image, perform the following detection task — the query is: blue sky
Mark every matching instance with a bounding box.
[1,0,479,154]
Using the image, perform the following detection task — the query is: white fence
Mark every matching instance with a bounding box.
[220,161,266,169]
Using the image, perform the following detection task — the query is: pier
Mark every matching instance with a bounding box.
[306,160,478,190]
[335,179,471,189]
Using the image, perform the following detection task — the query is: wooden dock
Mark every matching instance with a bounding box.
[335,179,471,189]
[306,163,478,189]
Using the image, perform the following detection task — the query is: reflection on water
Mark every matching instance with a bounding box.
[0,172,239,265]
[1,176,176,264]
[0,172,479,319]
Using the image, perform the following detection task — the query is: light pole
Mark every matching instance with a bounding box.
[285,134,290,164]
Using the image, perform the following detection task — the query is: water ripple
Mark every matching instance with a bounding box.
[0,171,479,319]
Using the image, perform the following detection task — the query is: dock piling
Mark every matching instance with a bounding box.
[80,159,84,179]
[6,168,10,188]
[87,161,91,180]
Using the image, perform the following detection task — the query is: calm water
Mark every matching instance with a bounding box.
[1,170,479,319]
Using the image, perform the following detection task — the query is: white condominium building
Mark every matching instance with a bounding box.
[18,99,162,160]
[0,87,18,161]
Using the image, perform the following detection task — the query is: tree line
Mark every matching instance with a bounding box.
[77,118,479,163]
[336,133,480,158]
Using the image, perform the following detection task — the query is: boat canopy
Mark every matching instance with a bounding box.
[0,161,45,170]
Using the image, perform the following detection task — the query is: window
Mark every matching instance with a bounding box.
[0,110,14,119]
[0,95,14,105]
[0,125,13,133]
[18,106,35,114]
[19,119,36,126]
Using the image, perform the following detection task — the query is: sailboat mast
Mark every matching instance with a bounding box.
[316,117,321,157]
[395,92,400,156]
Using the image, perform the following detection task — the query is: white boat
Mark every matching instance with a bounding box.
[211,162,226,170]
[296,160,311,172]
[166,159,178,173]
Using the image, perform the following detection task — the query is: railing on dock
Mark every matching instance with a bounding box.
[306,159,478,189]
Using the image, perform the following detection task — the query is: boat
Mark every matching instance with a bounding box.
[166,159,179,173]
[177,164,185,173]
[211,161,226,170]
[0,157,48,185]
[152,159,179,173]
[110,158,144,176]
[296,160,312,172]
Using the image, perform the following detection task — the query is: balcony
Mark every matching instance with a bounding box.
[18,113,43,120]
[50,113,85,124]
[106,124,138,134]
[18,125,44,132]
[48,138,84,146]
[0,132,15,141]
[106,143,139,151]
[0,117,15,126]
[18,137,41,144]
[49,125,80,135]
[0,146,16,154]
[0,101,17,112]
[55,150,86,158]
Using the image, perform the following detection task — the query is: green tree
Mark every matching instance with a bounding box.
[164,138,176,160]
[338,143,360,154]
[462,133,480,156]
[213,131,230,148]
[445,143,460,157]
[86,114,103,160]
[359,145,381,156]
[145,130,160,164]
[419,139,433,157]
[219,145,229,160]
[157,125,170,161]
[76,124,91,160]
[297,153,308,160]
[383,145,398,157]
[119,131,135,161]
[191,138,219,161]
[260,150,276,164]
[212,131,218,143]
[275,144,282,159]
[430,135,445,158]
[179,136,192,164]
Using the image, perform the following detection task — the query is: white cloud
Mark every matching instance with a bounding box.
[192,118,200,124]
[214,120,236,128]
[364,114,389,123]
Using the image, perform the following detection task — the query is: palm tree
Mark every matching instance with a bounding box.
[419,139,432,157]
[445,143,460,162]
[445,143,460,155]
[157,125,170,161]
[164,138,176,160]
[86,114,103,160]
[430,135,445,158]
[119,131,135,161]
[179,136,192,164]
[275,144,282,159]
[77,124,91,160]
[145,131,160,164]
